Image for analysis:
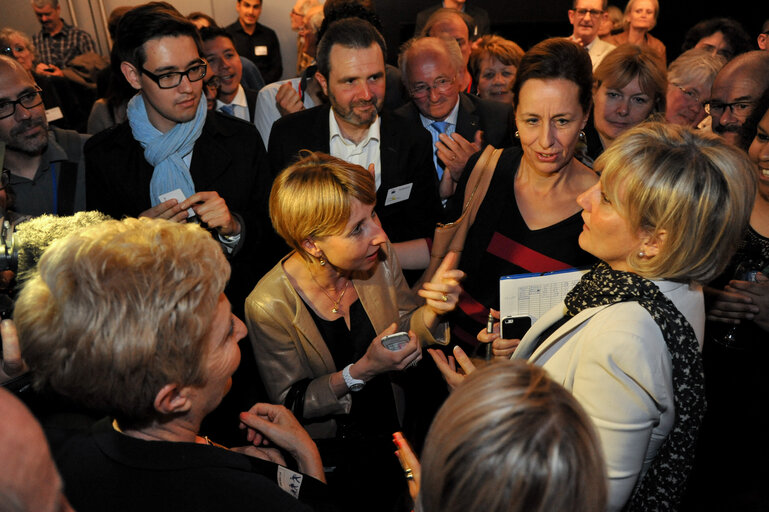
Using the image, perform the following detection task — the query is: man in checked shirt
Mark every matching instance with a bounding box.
[30,0,96,77]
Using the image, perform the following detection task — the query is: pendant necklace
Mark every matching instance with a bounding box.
[310,273,350,314]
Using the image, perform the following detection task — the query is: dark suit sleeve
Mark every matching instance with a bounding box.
[376,122,442,243]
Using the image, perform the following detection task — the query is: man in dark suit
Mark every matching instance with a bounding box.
[396,36,514,219]
[83,3,272,444]
[201,26,260,124]
[414,0,490,39]
[268,18,441,245]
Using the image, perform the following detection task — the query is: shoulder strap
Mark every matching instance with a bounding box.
[461,145,502,225]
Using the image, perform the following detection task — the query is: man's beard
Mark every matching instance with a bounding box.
[330,92,381,127]
[6,117,49,156]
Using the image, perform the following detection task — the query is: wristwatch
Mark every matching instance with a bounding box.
[342,364,365,392]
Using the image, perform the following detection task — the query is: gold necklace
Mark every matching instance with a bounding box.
[310,273,350,314]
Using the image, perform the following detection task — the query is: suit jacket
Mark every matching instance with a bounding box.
[245,243,446,439]
[84,111,274,311]
[513,280,704,511]
[268,105,442,243]
[395,92,515,219]
[414,4,491,38]
[245,87,258,123]
[587,37,616,70]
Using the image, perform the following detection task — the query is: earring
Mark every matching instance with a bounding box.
[514,130,520,139]
[579,130,586,142]
[319,255,326,266]
[638,250,646,258]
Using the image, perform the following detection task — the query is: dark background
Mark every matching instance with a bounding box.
[374,0,766,65]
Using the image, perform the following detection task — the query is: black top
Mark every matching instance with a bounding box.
[450,147,596,346]
[303,299,399,439]
[53,418,329,512]
[226,20,282,84]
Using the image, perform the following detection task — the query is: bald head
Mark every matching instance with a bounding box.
[0,388,73,512]
[709,51,769,146]
[422,10,471,65]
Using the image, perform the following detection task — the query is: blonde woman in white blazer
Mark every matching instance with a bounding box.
[430,122,756,511]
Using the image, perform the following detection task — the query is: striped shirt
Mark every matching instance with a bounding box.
[33,21,96,68]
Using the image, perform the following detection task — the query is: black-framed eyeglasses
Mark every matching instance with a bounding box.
[672,83,703,106]
[705,100,754,118]
[410,76,456,99]
[140,62,207,89]
[0,87,44,119]
[0,169,11,191]
[574,8,604,17]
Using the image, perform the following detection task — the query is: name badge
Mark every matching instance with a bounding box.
[277,466,303,498]
[384,183,413,206]
[45,106,63,122]
[254,45,268,56]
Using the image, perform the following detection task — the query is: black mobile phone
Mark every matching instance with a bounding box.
[501,315,532,340]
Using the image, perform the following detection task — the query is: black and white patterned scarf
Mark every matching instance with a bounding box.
[564,261,705,511]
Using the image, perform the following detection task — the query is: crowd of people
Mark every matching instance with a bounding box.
[1,0,769,511]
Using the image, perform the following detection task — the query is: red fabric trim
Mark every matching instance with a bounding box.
[487,232,572,273]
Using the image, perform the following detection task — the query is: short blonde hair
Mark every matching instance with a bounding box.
[594,44,667,114]
[623,0,659,31]
[598,122,756,283]
[270,151,376,261]
[418,361,607,512]
[15,218,229,427]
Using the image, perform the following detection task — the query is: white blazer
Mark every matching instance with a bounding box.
[513,280,704,511]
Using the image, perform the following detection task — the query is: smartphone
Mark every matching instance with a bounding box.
[501,315,533,340]
[381,331,410,351]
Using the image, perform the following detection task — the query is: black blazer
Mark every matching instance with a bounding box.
[395,92,515,219]
[395,92,514,151]
[84,111,275,310]
[268,104,442,244]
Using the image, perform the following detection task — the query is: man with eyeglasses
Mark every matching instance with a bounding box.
[706,50,769,147]
[84,3,273,315]
[0,55,87,217]
[268,18,440,247]
[396,36,513,218]
[567,0,615,71]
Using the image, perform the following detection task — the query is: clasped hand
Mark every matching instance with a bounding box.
[237,403,325,482]
[139,191,240,236]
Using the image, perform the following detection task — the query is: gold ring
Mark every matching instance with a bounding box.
[404,468,414,480]
[441,293,448,302]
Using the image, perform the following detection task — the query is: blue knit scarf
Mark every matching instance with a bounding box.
[127,90,207,206]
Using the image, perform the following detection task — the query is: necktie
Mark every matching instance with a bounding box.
[220,104,235,116]
[431,121,449,179]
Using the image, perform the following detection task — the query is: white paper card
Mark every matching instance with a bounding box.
[384,183,413,206]
[254,45,268,56]
[45,107,63,122]
[158,188,195,217]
